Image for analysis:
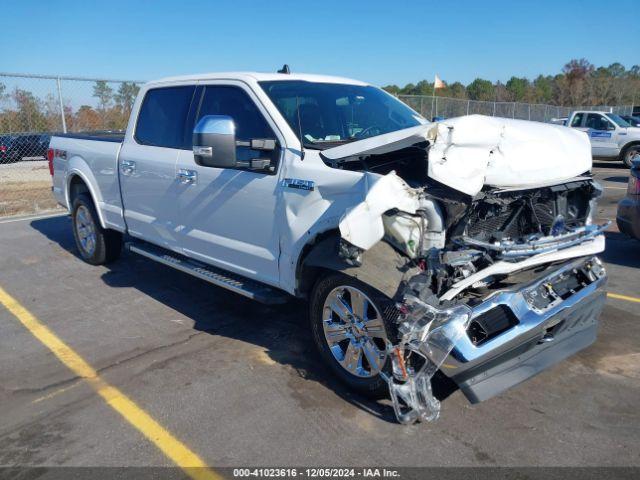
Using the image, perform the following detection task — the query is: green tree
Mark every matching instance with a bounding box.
[382,84,400,95]
[505,76,529,101]
[445,81,467,99]
[413,80,433,95]
[466,78,494,101]
[114,82,140,115]
[93,80,113,111]
[606,62,626,78]
[533,75,553,103]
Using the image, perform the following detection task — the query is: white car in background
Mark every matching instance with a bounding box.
[566,110,640,167]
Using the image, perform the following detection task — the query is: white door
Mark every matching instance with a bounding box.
[174,83,284,286]
[584,113,619,158]
[119,85,197,250]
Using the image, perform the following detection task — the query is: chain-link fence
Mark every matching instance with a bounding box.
[0,72,637,217]
[0,73,144,216]
[397,94,635,122]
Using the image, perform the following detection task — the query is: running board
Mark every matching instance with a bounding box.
[126,242,289,305]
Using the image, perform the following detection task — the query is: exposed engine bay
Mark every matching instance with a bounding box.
[327,116,607,424]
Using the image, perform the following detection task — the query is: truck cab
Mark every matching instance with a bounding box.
[566,110,640,167]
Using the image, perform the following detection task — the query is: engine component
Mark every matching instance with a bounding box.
[458,180,598,245]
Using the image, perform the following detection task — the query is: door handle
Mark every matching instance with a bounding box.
[177,169,197,185]
[121,160,136,175]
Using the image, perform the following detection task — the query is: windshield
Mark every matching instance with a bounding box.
[259,81,426,149]
[605,113,631,128]
[623,116,640,127]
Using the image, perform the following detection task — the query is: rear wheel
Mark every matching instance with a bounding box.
[310,273,393,398]
[71,194,122,265]
[621,144,640,168]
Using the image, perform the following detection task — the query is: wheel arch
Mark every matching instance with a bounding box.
[66,170,107,229]
[297,231,412,300]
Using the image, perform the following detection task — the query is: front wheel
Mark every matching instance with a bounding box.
[310,273,393,398]
[71,194,122,265]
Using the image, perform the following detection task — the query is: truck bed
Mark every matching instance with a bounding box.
[50,133,126,231]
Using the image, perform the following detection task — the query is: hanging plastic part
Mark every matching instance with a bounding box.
[382,295,471,424]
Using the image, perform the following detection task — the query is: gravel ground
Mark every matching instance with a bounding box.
[0,160,60,216]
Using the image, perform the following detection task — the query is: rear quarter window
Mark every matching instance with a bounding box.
[135,86,196,149]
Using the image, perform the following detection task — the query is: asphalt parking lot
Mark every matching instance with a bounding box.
[0,162,639,474]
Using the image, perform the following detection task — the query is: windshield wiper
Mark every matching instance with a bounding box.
[302,138,356,150]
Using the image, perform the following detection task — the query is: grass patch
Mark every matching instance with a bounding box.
[0,181,62,217]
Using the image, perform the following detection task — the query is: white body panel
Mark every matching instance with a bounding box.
[51,136,125,231]
[118,142,181,250]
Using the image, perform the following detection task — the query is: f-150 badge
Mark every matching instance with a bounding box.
[282,178,315,191]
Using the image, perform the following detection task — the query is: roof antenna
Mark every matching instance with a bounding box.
[277,64,291,74]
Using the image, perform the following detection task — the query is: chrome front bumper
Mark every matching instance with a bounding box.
[443,256,607,403]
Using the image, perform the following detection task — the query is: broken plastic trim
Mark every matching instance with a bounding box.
[382,298,471,424]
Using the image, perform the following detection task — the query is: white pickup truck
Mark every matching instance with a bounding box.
[566,110,640,167]
[49,71,607,424]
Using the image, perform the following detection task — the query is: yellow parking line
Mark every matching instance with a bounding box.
[607,292,640,304]
[0,286,221,480]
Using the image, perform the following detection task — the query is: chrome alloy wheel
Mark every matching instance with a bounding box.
[322,285,389,378]
[75,205,97,256]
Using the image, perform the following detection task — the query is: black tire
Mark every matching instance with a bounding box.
[309,272,394,398]
[71,193,122,265]
[621,144,640,168]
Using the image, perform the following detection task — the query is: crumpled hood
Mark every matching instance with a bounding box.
[323,115,593,196]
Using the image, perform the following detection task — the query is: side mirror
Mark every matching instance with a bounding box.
[193,115,237,168]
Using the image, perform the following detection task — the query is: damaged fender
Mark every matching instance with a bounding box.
[338,172,421,251]
[301,234,417,300]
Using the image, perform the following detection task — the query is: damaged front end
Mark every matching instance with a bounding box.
[382,299,471,424]
[379,250,606,424]
[330,116,608,425]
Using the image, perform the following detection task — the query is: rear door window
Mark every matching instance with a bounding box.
[135,86,196,149]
